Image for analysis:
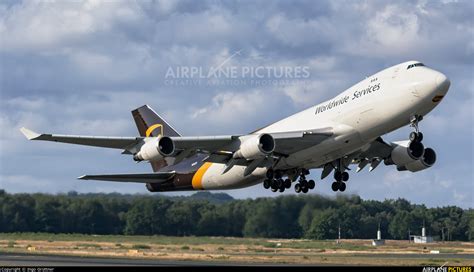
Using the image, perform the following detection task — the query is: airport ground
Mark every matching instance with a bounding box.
[0,233,473,266]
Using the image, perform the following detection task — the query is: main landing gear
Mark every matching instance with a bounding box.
[294,169,315,194]
[263,169,291,193]
[263,168,315,194]
[331,159,349,192]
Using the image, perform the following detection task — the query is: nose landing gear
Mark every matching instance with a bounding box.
[409,115,424,143]
[409,131,423,142]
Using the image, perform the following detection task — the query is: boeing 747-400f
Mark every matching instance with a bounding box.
[21,61,450,193]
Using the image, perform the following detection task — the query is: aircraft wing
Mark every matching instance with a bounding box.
[270,128,333,156]
[21,127,333,164]
[20,127,142,150]
[355,137,393,160]
[319,137,393,179]
[170,135,240,151]
[344,137,394,172]
[170,128,333,154]
[170,128,333,165]
[78,172,175,183]
[170,128,333,155]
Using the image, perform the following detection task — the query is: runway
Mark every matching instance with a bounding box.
[1,252,472,266]
[0,253,216,266]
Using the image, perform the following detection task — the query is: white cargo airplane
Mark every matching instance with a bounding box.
[21,60,450,193]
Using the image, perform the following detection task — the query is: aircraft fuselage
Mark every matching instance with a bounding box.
[148,61,450,191]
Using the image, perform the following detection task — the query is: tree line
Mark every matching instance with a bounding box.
[0,190,472,241]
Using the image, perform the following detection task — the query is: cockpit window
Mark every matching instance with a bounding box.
[407,63,425,70]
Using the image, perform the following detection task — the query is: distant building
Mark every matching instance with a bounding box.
[411,227,434,243]
[372,226,385,246]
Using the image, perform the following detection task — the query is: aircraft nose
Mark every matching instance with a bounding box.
[435,73,450,94]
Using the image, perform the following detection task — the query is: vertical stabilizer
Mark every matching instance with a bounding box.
[131,105,181,137]
[131,105,181,171]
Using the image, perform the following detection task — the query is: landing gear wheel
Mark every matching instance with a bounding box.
[308,180,315,189]
[338,182,346,192]
[263,179,271,189]
[284,179,291,189]
[276,178,283,189]
[274,170,282,179]
[417,132,423,142]
[300,179,308,188]
[294,183,302,193]
[342,172,349,182]
[271,187,278,192]
[302,186,309,193]
[409,115,424,142]
[270,179,278,190]
[279,187,285,193]
[331,182,339,192]
[410,132,424,143]
[334,171,342,182]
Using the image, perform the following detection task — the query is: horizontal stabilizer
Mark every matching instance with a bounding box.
[78,172,175,183]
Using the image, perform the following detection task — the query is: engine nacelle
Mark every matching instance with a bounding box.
[133,136,175,162]
[384,140,425,167]
[146,183,161,192]
[399,148,437,172]
[233,133,275,160]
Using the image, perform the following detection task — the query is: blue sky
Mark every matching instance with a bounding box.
[0,0,473,208]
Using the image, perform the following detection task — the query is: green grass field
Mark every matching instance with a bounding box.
[0,232,473,266]
[0,232,373,250]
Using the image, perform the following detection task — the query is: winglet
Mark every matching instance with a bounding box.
[20,127,41,140]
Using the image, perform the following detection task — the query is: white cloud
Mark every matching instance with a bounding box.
[6,96,46,111]
[383,170,413,186]
[1,2,93,51]
[190,89,275,133]
[265,13,333,47]
[423,95,473,136]
[281,80,330,106]
[453,189,469,203]
[366,5,421,52]
[307,56,338,73]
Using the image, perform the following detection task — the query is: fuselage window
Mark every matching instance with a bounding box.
[407,63,425,70]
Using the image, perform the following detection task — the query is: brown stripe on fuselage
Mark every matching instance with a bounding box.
[146,153,210,192]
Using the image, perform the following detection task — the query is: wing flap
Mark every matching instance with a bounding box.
[170,135,239,151]
[78,172,175,183]
[169,129,333,157]
[355,137,393,160]
[271,128,333,155]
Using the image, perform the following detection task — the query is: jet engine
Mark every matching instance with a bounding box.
[146,183,161,192]
[384,140,424,166]
[398,148,436,172]
[133,136,175,162]
[233,133,275,160]
[384,140,437,172]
